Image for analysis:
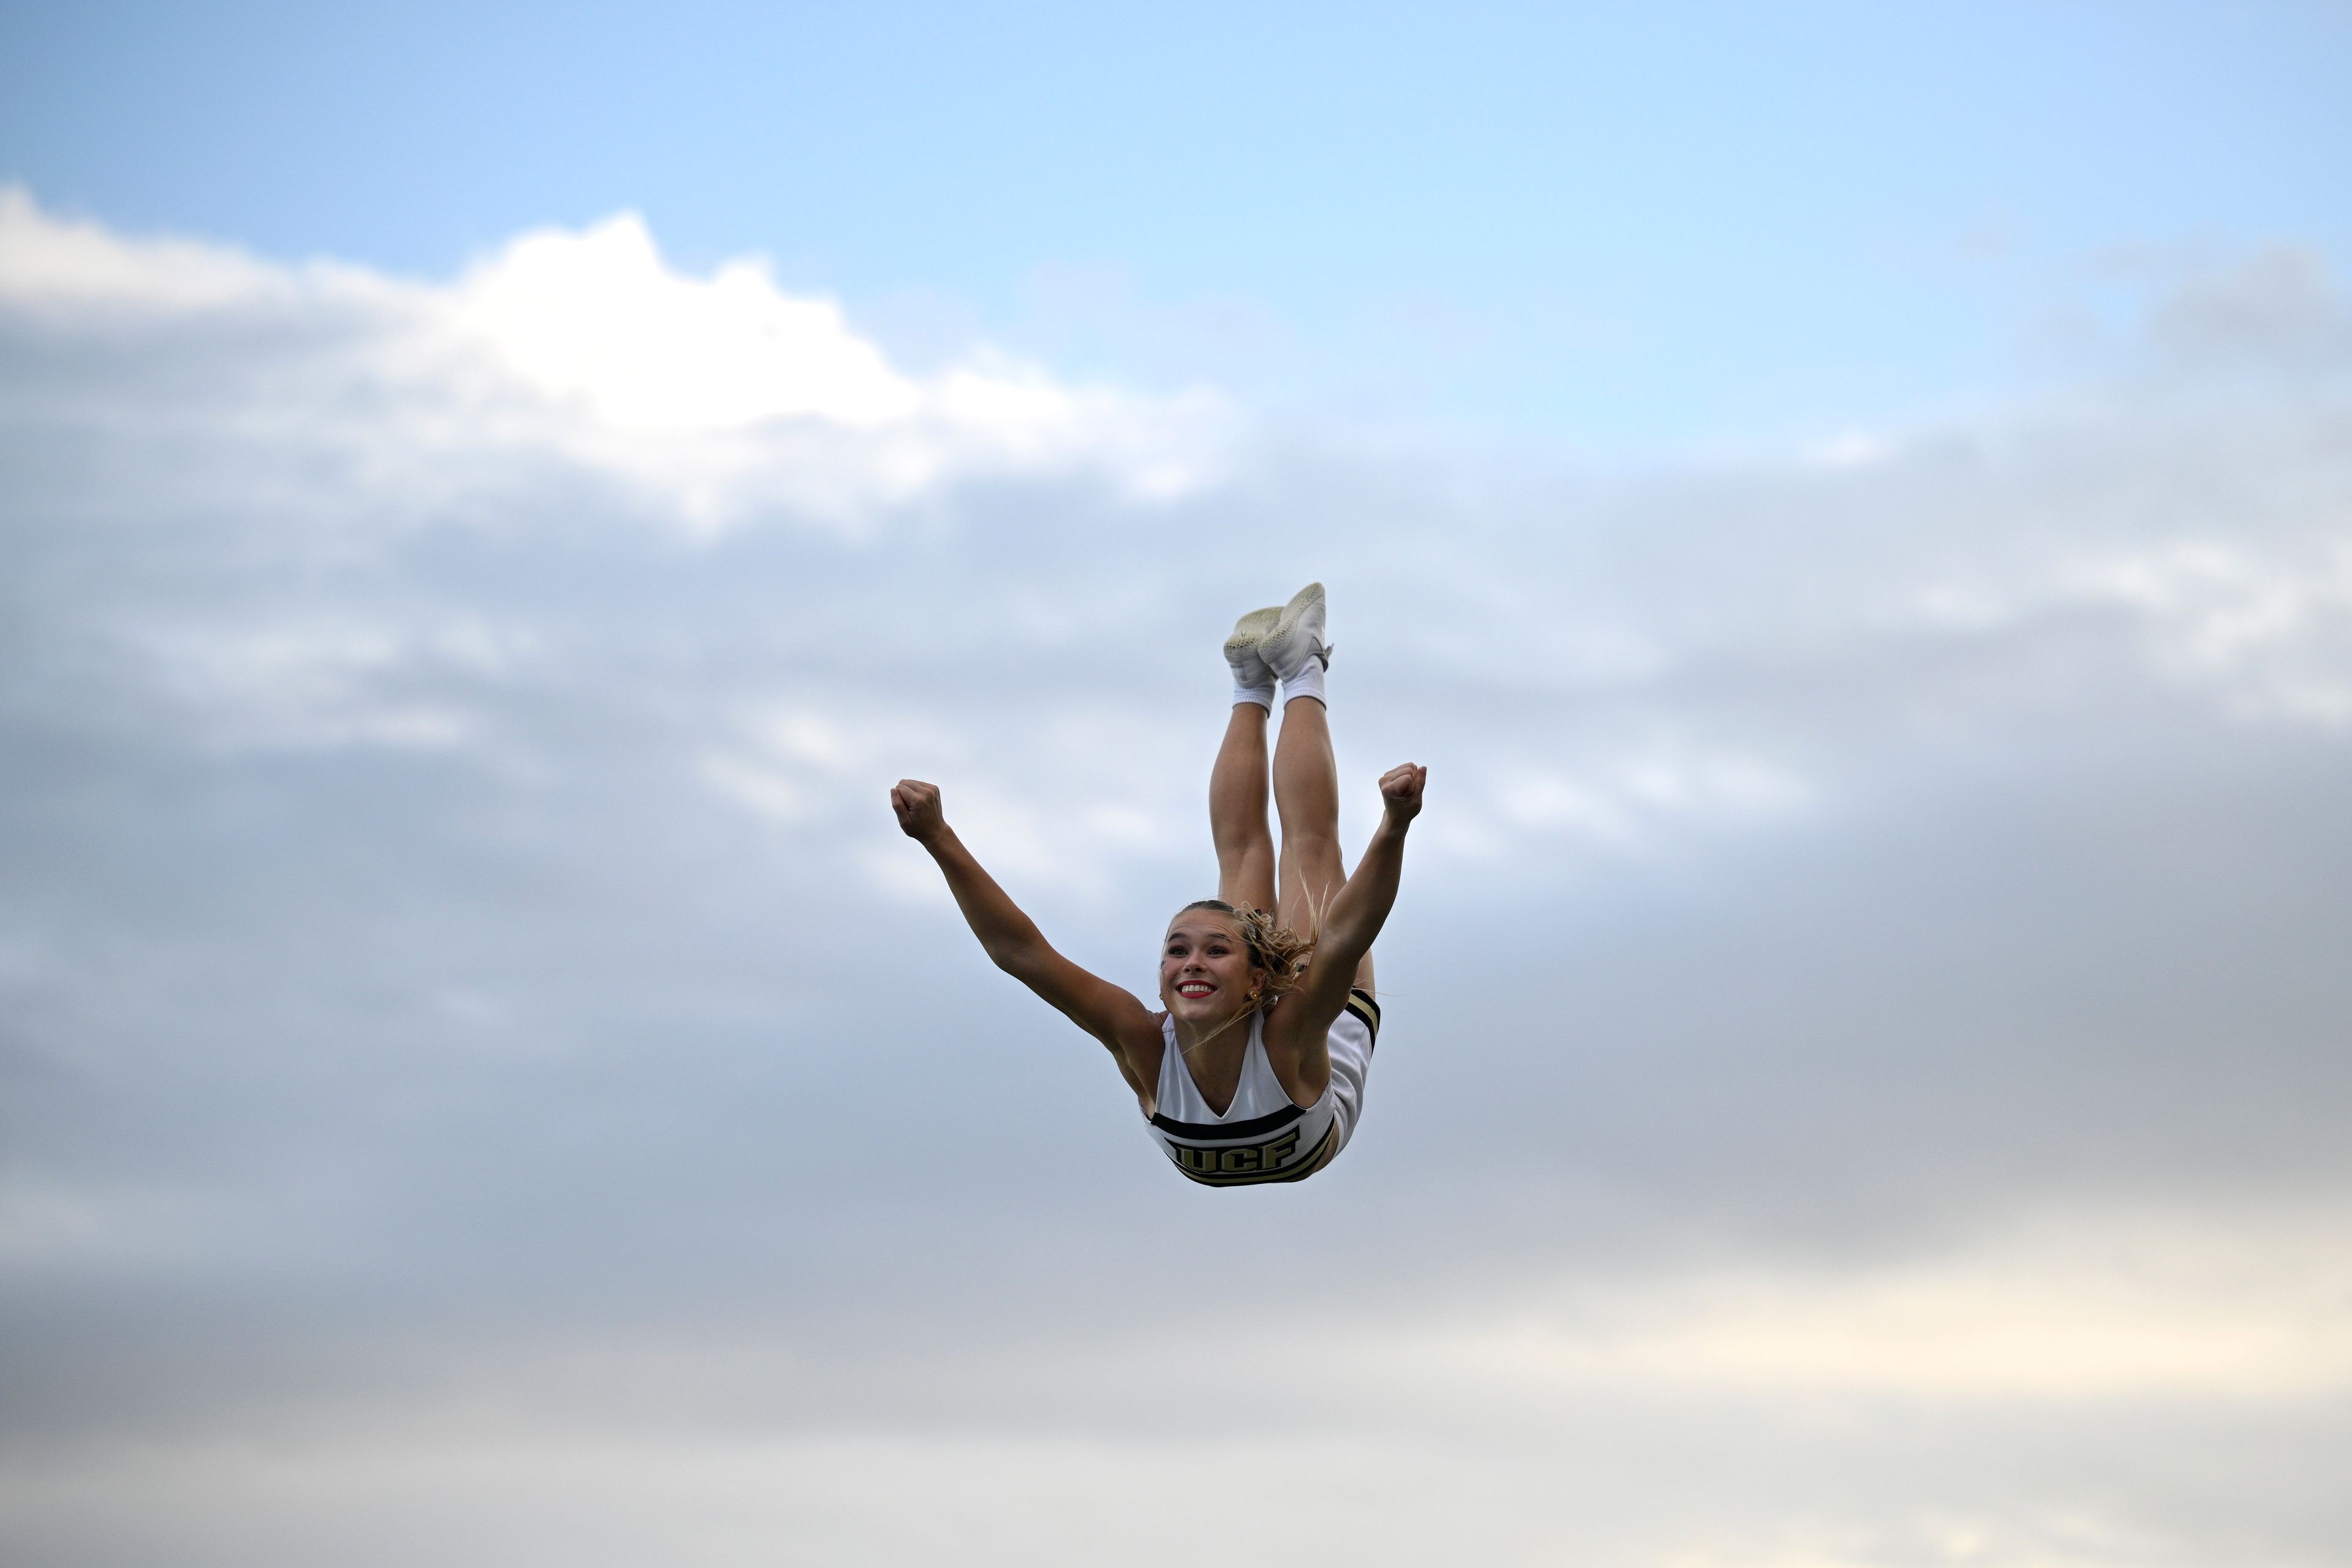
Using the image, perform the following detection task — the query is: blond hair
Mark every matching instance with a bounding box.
[1177,899,1314,1008]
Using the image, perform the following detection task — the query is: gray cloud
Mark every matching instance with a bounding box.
[2,201,2350,1566]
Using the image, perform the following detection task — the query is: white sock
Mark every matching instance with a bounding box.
[1280,658,1325,706]
[1232,680,1275,709]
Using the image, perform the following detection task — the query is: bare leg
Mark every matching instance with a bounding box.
[1273,695,1376,990]
[1211,703,1276,914]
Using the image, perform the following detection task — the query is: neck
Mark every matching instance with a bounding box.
[1171,1002,1254,1057]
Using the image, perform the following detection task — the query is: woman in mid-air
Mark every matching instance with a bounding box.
[891,583,1425,1185]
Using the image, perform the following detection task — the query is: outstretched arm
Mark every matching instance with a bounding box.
[1280,764,1425,1034]
[891,780,1158,1072]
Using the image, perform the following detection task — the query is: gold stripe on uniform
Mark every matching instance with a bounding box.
[1165,1122,1336,1186]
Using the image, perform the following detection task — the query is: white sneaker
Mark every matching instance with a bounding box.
[1224,605,1281,691]
[1257,581,1330,682]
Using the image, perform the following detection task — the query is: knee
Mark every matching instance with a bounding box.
[1215,837,1272,876]
[1283,829,1344,865]
[1213,819,1275,854]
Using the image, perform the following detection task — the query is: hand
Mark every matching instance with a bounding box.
[1378,763,1427,824]
[891,778,946,843]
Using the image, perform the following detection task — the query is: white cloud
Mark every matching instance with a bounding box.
[445,215,922,432]
[0,186,1232,530]
[0,186,292,309]
[2067,538,2352,724]
[1438,1213,2352,1403]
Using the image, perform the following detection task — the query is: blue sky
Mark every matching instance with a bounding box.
[6,0,2349,444]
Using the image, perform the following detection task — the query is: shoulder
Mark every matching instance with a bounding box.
[1259,982,1345,1054]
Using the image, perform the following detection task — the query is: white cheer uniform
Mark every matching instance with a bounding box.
[1145,989,1381,1186]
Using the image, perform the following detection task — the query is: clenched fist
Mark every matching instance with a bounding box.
[891,779,946,843]
[1379,763,1427,823]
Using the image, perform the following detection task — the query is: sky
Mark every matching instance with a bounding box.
[2,4,2351,1567]
[7,1,2350,442]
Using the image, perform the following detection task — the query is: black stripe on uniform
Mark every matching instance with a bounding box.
[1150,1101,1306,1141]
[1344,987,1381,1049]
[1164,1123,1336,1186]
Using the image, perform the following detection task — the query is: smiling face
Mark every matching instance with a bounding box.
[1159,908,1267,1028]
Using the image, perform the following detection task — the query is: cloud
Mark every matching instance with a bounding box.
[0,186,292,309]
[2144,244,2352,375]
[0,186,1231,530]
[1437,1212,2352,1403]
[4,194,2352,1567]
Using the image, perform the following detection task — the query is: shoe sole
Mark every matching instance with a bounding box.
[1258,581,1329,676]
[1223,605,1281,660]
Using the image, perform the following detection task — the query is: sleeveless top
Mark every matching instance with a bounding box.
[1144,989,1381,1186]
